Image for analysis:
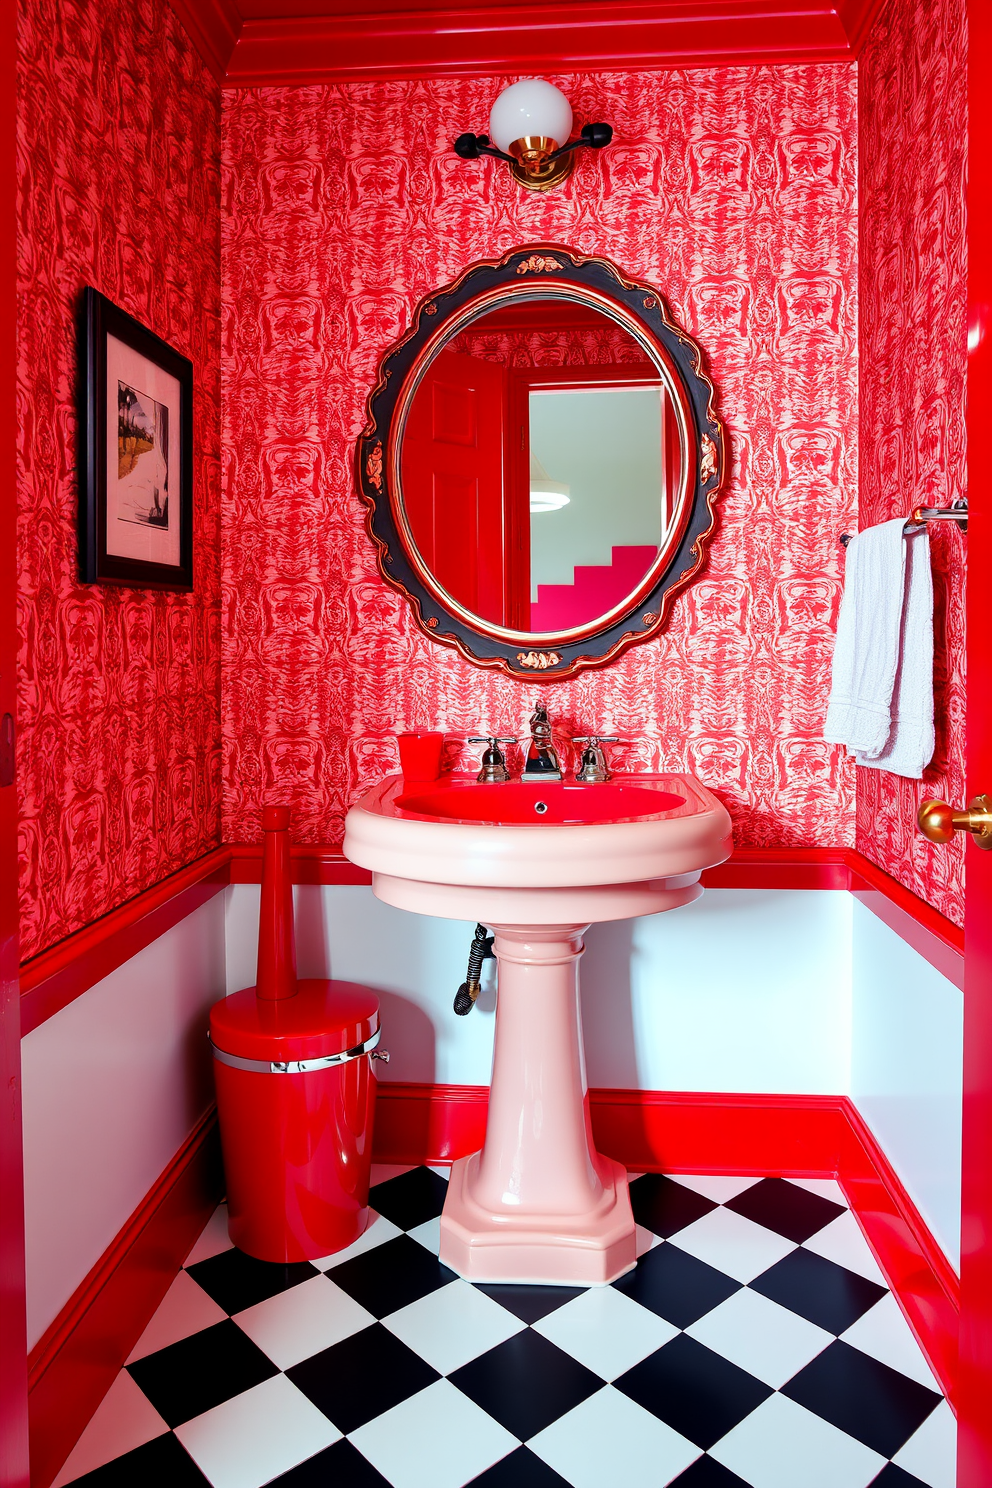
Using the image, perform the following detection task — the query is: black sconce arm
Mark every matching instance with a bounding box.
[454,122,613,166]
[546,122,614,161]
[454,133,516,164]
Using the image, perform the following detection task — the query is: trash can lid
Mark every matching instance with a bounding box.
[209,978,380,1063]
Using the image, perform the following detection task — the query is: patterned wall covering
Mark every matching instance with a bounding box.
[447,320,647,366]
[857,0,967,926]
[222,66,859,854]
[16,0,223,960]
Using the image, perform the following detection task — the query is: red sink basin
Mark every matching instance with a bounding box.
[394,780,686,825]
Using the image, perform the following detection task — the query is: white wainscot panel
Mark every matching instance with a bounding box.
[581,890,852,1094]
[227,885,499,1087]
[21,892,228,1350]
[227,886,852,1098]
[850,900,963,1270]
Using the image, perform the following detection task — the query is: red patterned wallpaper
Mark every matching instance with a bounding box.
[222,66,858,851]
[16,0,223,960]
[857,0,967,926]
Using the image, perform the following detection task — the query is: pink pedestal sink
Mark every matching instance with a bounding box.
[344,773,732,1285]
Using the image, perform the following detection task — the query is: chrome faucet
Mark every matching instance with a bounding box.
[573,736,619,783]
[469,736,517,784]
[523,702,562,781]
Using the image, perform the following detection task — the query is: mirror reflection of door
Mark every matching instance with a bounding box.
[399,298,684,636]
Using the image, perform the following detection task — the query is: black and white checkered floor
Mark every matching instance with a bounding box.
[55,1166,954,1488]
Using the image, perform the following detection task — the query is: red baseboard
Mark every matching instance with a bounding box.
[373,1082,958,1402]
[27,1109,223,1488]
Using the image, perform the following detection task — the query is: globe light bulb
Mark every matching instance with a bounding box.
[489,79,573,154]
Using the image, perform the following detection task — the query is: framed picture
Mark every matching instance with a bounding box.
[78,287,194,589]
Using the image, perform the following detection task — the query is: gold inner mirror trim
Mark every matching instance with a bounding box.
[387,281,697,648]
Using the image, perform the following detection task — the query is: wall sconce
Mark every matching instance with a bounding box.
[454,79,613,192]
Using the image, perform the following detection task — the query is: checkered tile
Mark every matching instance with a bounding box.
[55,1168,952,1488]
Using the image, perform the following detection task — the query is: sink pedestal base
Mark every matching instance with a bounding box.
[439,925,637,1286]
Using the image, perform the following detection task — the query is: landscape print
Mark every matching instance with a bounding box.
[117,380,169,528]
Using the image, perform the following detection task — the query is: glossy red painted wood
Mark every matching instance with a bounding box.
[18,843,963,1037]
[226,5,852,87]
[255,807,297,1000]
[957,0,992,1477]
[167,0,241,78]
[1,0,28,1471]
[167,0,890,87]
[18,849,230,1037]
[27,1110,222,1488]
[226,844,374,885]
[839,1100,959,1407]
[701,846,852,890]
[403,350,511,626]
[373,1083,958,1399]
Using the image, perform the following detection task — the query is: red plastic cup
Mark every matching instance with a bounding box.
[397,731,444,781]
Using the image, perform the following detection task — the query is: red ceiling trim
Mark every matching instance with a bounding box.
[167,0,242,82]
[836,0,888,52]
[224,4,854,87]
[167,0,885,93]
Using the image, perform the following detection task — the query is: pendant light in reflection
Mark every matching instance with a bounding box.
[530,454,570,512]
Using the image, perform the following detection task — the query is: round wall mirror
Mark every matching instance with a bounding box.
[357,245,724,679]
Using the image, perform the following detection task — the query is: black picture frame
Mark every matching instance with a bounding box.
[78,287,194,590]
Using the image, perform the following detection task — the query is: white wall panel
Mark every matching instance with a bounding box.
[226,885,852,1095]
[850,900,963,1270]
[20,892,227,1349]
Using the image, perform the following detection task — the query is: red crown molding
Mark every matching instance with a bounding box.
[168,0,242,80]
[226,3,853,88]
[836,0,888,51]
[169,0,884,88]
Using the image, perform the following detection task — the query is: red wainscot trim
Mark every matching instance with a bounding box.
[373,1083,958,1402]
[17,844,963,1034]
[701,847,964,989]
[27,1108,223,1488]
[847,852,965,991]
[226,843,372,886]
[18,847,230,1036]
[701,846,852,891]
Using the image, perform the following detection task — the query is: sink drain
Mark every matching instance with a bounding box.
[535,801,549,815]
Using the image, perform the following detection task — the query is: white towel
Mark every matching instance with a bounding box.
[824,517,935,779]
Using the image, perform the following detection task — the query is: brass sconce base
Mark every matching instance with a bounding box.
[508,137,576,191]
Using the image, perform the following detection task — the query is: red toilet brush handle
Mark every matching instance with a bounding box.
[256,804,298,999]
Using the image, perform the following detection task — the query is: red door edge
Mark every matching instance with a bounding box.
[0,0,29,1477]
[956,1,992,1480]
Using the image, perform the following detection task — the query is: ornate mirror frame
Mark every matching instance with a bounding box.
[356,244,725,681]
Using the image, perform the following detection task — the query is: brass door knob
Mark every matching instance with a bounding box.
[918,795,992,850]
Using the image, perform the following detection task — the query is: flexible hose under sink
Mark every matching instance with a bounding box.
[453,923,495,1015]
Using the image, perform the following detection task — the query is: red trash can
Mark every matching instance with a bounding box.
[209,806,385,1263]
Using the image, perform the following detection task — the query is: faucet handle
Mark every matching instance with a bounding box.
[573,736,619,784]
[469,736,517,784]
